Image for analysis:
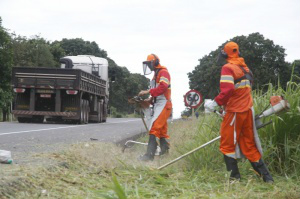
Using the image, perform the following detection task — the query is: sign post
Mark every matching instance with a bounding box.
[184,90,203,118]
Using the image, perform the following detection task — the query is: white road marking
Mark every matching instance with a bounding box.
[0,125,84,136]
[103,119,140,124]
[0,119,140,136]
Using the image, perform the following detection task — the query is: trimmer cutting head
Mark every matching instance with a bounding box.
[122,140,161,155]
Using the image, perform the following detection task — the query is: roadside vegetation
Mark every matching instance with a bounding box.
[0,17,149,122]
[1,78,300,199]
[1,15,300,198]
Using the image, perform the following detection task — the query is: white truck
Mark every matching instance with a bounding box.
[12,55,109,124]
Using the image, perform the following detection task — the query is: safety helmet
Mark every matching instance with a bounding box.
[222,41,240,58]
[147,54,160,66]
[143,54,160,75]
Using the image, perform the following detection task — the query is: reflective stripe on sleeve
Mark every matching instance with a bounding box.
[159,77,170,85]
[220,75,234,84]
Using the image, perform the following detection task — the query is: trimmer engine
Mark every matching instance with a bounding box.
[255,96,290,129]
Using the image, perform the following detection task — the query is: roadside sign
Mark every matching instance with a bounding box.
[184,90,203,108]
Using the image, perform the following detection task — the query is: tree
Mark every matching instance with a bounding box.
[293,60,300,76]
[11,34,56,67]
[188,33,291,99]
[108,63,149,114]
[108,65,130,113]
[49,41,66,67]
[124,73,149,113]
[58,38,107,58]
[0,17,13,121]
[292,60,300,83]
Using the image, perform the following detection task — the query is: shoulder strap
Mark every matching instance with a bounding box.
[154,69,162,81]
[234,66,253,84]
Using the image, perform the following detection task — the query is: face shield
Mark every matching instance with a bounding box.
[143,61,154,75]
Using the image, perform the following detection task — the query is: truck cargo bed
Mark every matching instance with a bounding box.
[12,67,107,96]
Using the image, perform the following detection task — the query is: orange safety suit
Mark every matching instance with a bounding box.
[215,42,261,162]
[149,66,172,139]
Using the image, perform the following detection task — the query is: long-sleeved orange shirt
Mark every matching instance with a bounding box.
[150,69,171,100]
[215,63,253,112]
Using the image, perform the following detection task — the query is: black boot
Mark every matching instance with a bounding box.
[138,134,157,161]
[159,138,169,155]
[250,159,274,183]
[224,155,241,180]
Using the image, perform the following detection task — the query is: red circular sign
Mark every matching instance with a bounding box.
[184,90,203,108]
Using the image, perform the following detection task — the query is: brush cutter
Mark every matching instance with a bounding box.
[157,96,290,170]
[123,96,161,155]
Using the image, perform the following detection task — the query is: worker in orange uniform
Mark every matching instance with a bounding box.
[204,42,274,183]
[138,54,172,161]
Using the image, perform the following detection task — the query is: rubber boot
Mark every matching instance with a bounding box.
[159,138,169,155]
[138,134,157,161]
[250,159,274,183]
[224,155,241,181]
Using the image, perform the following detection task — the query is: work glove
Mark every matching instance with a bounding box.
[204,100,218,113]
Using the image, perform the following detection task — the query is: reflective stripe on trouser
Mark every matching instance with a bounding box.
[220,109,261,162]
[149,101,172,139]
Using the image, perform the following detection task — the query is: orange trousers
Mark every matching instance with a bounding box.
[220,109,261,162]
[149,101,172,139]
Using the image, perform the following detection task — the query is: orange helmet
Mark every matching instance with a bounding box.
[146,54,160,67]
[222,41,240,58]
[143,54,160,75]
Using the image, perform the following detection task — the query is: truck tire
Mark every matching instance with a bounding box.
[84,100,90,124]
[18,117,31,123]
[33,116,44,123]
[97,101,102,123]
[102,103,107,122]
[79,99,85,124]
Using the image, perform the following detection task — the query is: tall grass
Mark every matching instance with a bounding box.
[177,75,300,178]
[175,113,223,171]
[253,82,300,176]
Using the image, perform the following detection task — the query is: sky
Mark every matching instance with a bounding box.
[1,0,299,118]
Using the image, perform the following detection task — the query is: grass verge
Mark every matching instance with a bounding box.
[1,76,300,198]
[1,118,300,199]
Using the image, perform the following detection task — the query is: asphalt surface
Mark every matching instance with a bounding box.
[0,118,147,164]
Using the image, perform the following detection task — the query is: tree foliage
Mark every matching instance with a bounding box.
[292,60,300,84]
[1,22,148,116]
[293,60,300,76]
[109,64,149,113]
[58,38,107,58]
[49,41,66,67]
[0,17,13,120]
[11,34,56,67]
[188,33,292,99]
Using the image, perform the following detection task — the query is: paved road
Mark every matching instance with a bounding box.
[0,118,146,164]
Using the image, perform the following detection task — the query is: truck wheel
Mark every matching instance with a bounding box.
[97,102,102,123]
[18,117,30,123]
[84,100,90,124]
[102,103,107,122]
[33,116,44,123]
[79,99,85,124]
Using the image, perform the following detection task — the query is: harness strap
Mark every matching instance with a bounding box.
[153,69,161,104]
[234,66,253,85]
